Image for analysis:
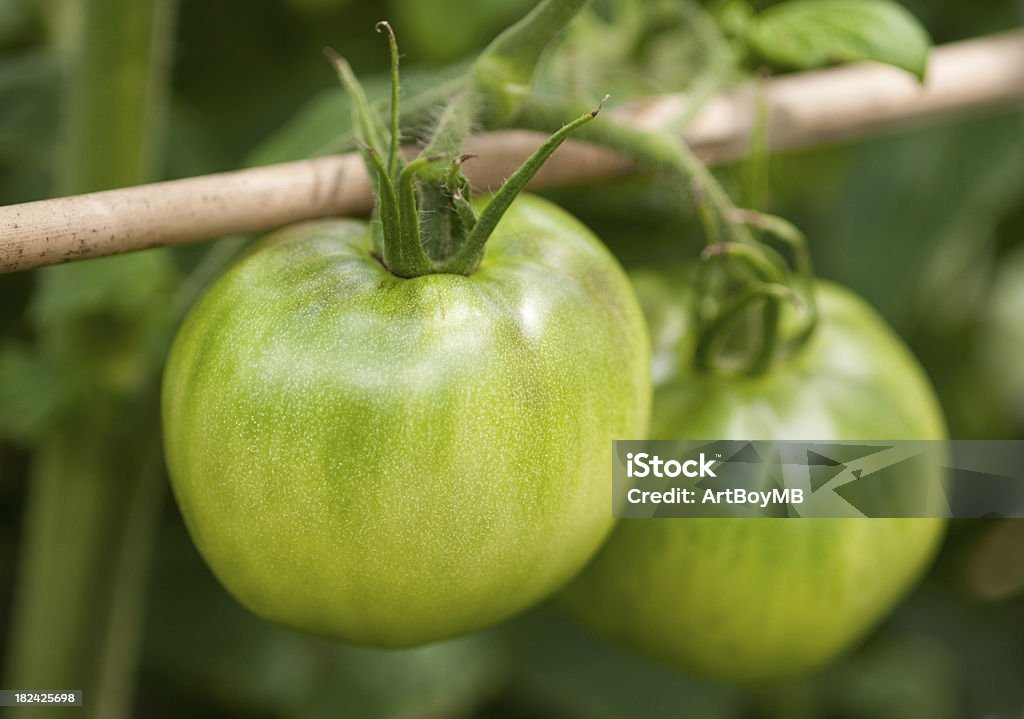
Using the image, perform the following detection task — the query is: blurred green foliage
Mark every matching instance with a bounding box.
[1,0,1023,717]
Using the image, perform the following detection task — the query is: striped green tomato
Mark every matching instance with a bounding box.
[563,280,946,682]
[161,194,650,648]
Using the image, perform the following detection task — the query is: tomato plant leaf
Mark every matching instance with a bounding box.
[743,0,932,80]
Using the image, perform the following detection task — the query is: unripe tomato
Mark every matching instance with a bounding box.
[162,194,650,647]
[563,280,946,682]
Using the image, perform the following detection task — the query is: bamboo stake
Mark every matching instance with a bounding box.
[2,30,1022,274]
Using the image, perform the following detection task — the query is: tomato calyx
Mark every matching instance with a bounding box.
[326,19,605,279]
[691,209,819,377]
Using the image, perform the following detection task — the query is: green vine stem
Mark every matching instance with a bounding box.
[60,0,175,194]
[696,211,820,375]
[512,95,755,246]
[694,283,801,374]
[3,1,177,717]
[738,82,771,213]
[473,0,592,123]
[701,242,786,283]
[728,208,820,347]
[664,0,740,132]
[699,242,791,369]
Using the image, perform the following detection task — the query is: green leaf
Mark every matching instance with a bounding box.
[744,0,932,80]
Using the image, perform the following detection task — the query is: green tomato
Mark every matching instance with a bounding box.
[162,194,650,648]
[563,280,946,682]
[626,266,694,387]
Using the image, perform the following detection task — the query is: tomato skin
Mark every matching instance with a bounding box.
[162,194,650,648]
[563,281,946,682]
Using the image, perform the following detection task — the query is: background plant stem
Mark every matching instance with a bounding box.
[2,0,177,716]
[60,0,176,193]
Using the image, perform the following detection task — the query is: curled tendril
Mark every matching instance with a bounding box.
[695,282,805,376]
[700,242,785,284]
[693,206,820,376]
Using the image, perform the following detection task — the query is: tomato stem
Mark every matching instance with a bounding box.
[727,209,812,274]
[391,156,439,276]
[694,282,799,374]
[737,83,771,212]
[750,298,782,375]
[421,87,479,163]
[725,208,820,348]
[694,212,820,375]
[330,7,599,278]
[473,0,593,124]
[701,242,785,283]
